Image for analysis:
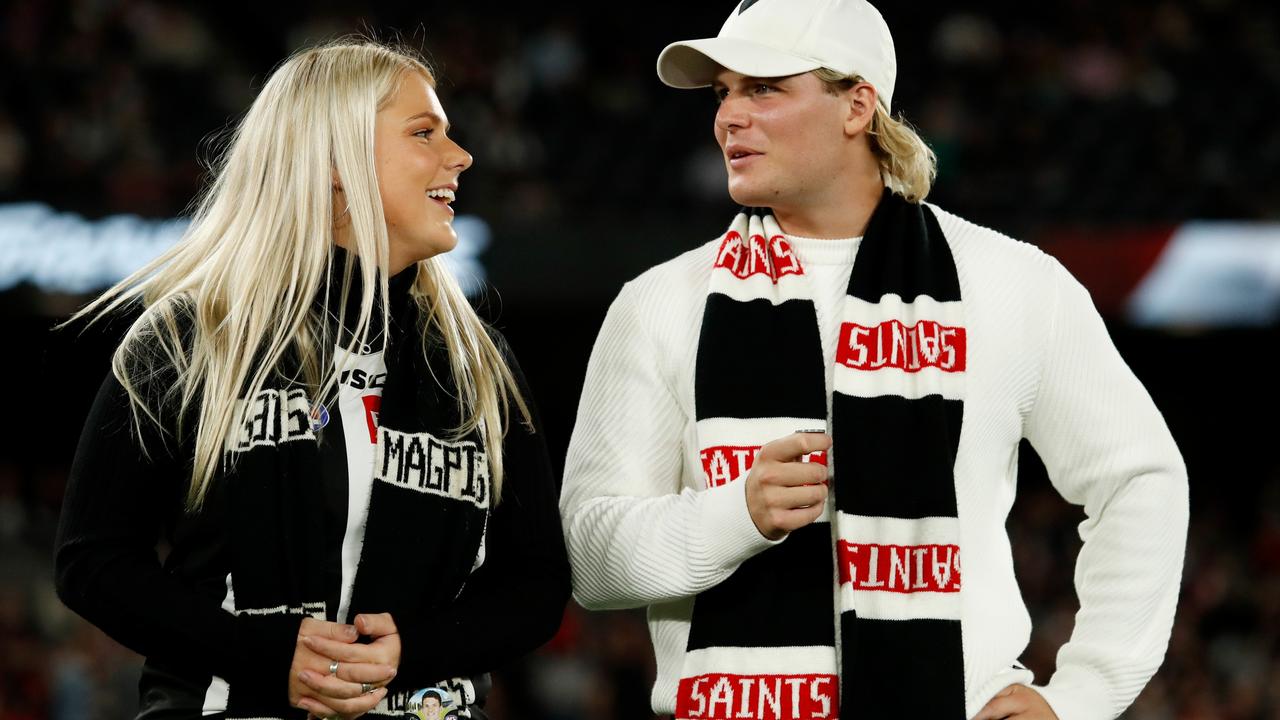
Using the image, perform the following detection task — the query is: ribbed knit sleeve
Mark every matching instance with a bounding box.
[1024,262,1189,720]
[560,277,779,611]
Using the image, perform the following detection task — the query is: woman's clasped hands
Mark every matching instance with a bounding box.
[289,613,403,720]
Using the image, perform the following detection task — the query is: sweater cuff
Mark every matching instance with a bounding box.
[693,477,784,573]
[1034,665,1113,720]
[225,613,305,706]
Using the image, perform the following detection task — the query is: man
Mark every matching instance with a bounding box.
[407,687,448,720]
[559,1,1188,718]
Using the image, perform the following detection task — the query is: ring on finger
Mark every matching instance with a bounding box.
[361,682,374,694]
[328,660,339,675]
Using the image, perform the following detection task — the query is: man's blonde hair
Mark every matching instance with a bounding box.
[813,68,937,203]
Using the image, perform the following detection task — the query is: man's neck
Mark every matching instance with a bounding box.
[773,161,885,238]
[775,183,883,238]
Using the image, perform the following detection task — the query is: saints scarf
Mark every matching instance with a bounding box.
[681,189,967,719]
[218,266,491,718]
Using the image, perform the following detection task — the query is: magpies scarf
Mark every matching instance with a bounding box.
[680,189,967,719]
[218,268,491,718]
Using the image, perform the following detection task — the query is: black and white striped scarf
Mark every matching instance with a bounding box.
[219,267,491,718]
[682,189,967,719]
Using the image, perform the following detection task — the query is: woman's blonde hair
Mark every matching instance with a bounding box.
[69,39,530,510]
[813,68,937,203]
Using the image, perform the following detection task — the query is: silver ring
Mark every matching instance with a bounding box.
[361,682,374,695]
[328,660,339,675]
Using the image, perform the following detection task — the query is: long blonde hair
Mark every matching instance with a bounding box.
[70,39,530,510]
[814,69,937,203]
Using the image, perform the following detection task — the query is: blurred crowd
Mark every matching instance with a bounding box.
[1006,457,1280,720]
[3,0,1278,232]
[2,0,1279,719]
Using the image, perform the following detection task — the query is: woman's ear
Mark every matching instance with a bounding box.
[331,170,350,230]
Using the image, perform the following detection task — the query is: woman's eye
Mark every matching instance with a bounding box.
[414,129,434,140]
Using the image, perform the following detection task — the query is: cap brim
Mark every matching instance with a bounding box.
[656,37,825,89]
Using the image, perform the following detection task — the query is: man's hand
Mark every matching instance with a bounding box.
[745,432,831,540]
[973,684,1060,720]
[290,616,396,719]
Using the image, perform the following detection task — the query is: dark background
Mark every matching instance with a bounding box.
[1,1,1278,718]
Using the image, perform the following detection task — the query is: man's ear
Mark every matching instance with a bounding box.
[843,81,878,137]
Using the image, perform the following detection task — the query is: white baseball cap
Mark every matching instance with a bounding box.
[656,0,898,110]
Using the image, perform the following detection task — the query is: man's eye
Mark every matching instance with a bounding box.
[753,84,774,95]
[712,88,728,103]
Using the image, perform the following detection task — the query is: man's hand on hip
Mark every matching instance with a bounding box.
[973,684,1060,720]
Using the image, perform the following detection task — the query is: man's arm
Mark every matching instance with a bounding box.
[560,280,779,610]
[1023,261,1189,720]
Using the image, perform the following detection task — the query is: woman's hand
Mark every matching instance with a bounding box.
[289,617,393,719]
[296,613,402,719]
[973,684,1060,720]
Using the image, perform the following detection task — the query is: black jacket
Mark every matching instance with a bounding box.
[54,267,570,718]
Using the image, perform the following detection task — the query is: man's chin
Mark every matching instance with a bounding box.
[726,181,775,209]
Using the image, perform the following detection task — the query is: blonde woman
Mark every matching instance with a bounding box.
[54,40,569,719]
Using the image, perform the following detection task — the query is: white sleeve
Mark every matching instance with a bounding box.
[1024,261,1189,720]
[559,280,780,611]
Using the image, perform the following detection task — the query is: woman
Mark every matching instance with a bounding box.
[54,40,570,720]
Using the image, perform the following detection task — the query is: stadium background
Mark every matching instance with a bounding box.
[1,1,1278,718]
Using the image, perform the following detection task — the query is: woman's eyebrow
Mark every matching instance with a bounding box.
[404,110,450,132]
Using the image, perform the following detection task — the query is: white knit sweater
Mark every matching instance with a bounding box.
[559,204,1188,720]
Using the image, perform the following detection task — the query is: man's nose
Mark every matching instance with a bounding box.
[715,95,751,133]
